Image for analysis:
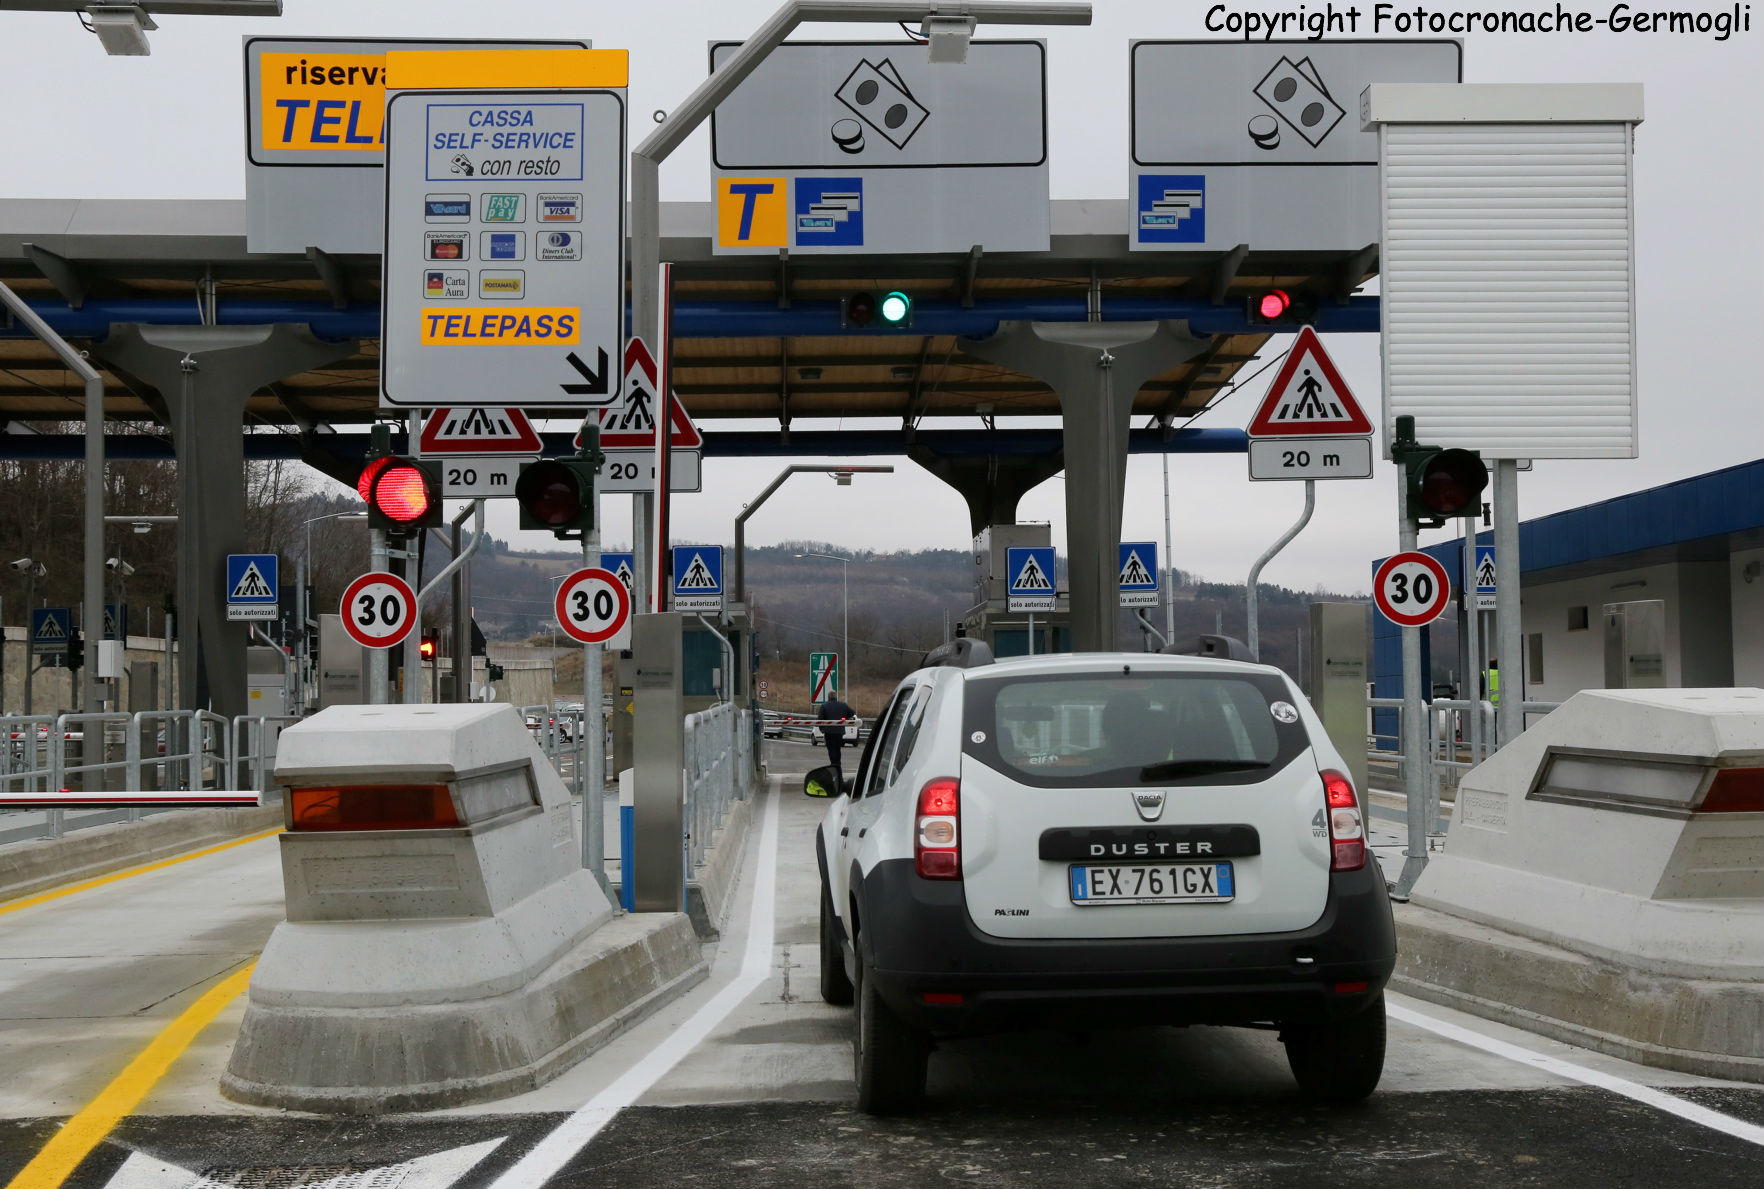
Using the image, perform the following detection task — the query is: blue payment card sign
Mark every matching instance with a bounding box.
[1007,546,1056,613]
[672,545,724,612]
[227,553,279,621]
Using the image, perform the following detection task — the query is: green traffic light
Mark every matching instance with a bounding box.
[880,291,912,325]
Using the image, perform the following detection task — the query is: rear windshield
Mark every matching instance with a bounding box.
[962,670,1310,788]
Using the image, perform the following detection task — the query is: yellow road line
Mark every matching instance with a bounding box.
[0,828,285,917]
[4,963,256,1189]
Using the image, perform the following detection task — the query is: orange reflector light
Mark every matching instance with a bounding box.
[1699,768,1763,813]
[1333,981,1370,995]
[922,992,964,1006]
[289,784,458,831]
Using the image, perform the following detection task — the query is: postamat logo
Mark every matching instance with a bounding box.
[259,53,391,152]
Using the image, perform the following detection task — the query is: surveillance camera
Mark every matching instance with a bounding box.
[9,558,32,572]
[106,558,137,577]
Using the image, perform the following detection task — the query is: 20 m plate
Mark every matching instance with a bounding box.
[1248,437,1372,481]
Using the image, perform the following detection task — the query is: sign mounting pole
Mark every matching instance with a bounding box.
[1245,480,1315,662]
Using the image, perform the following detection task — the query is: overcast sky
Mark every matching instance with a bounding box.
[1,1,1759,593]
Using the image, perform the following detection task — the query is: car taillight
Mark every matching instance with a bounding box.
[915,778,961,880]
[289,784,459,831]
[1697,768,1763,813]
[1322,769,1365,871]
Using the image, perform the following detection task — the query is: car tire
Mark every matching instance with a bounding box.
[819,887,854,1006]
[853,949,927,1115]
[1282,993,1387,1104]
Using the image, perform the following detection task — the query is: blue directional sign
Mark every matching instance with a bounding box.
[227,553,279,621]
[1119,541,1159,608]
[30,607,71,657]
[1474,545,1497,611]
[601,552,636,600]
[1006,546,1056,612]
[671,545,724,612]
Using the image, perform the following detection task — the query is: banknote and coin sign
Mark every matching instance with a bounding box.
[829,57,929,154]
[1248,55,1346,151]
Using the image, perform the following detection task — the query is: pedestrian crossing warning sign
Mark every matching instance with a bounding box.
[1007,545,1056,612]
[671,544,724,611]
[1119,541,1159,607]
[31,607,70,656]
[1245,327,1372,438]
[226,553,279,621]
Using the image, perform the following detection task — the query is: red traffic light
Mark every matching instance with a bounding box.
[419,629,438,660]
[845,292,876,327]
[1415,448,1489,517]
[1258,289,1291,320]
[358,457,441,530]
[515,459,587,528]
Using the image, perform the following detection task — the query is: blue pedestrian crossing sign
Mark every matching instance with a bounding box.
[227,553,279,621]
[103,603,129,641]
[1006,546,1056,612]
[1119,542,1159,608]
[1474,545,1497,611]
[30,607,71,657]
[601,552,636,599]
[672,545,724,612]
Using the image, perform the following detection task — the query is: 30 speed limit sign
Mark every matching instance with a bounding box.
[340,572,418,649]
[1373,552,1452,627]
[555,567,632,645]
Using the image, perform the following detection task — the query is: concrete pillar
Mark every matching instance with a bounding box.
[964,322,1212,652]
[92,324,358,719]
[907,442,1065,539]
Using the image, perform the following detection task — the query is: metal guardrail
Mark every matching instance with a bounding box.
[1365,696,1562,838]
[685,702,754,868]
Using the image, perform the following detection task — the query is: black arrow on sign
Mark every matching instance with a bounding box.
[560,347,611,396]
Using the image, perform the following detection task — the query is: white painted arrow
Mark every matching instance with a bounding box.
[101,1137,505,1189]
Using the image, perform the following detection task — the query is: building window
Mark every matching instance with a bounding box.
[1527,633,1545,684]
[1568,606,1589,632]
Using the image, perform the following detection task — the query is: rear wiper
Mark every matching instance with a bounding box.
[1138,759,1270,781]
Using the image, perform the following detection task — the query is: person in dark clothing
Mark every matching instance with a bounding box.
[818,694,855,777]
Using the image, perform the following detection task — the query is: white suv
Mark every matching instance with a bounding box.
[809,641,1396,1114]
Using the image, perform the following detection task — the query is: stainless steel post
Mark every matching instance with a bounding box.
[1463,516,1482,765]
[1392,471,1429,900]
[1245,480,1316,662]
[632,612,684,911]
[1161,442,1175,640]
[1494,459,1522,747]
[583,504,608,894]
[367,529,389,704]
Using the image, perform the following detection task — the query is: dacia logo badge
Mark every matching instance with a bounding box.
[1134,790,1166,822]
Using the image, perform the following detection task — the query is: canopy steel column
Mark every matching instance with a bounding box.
[964,321,1211,651]
[92,324,358,718]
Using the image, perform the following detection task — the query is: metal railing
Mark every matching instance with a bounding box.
[1365,696,1562,835]
[233,715,301,793]
[684,702,755,868]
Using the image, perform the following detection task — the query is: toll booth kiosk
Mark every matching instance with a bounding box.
[960,524,1072,657]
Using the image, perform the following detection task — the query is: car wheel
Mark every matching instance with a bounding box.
[819,886,855,1006]
[853,948,927,1115]
[1282,993,1387,1104]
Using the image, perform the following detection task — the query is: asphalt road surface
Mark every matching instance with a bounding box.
[1,744,1759,1187]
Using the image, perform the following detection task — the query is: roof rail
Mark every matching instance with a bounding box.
[1161,634,1256,662]
[920,638,996,669]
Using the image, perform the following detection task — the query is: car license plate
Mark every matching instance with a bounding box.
[1069,861,1233,905]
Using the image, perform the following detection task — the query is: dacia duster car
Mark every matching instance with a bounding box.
[810,640,1396,1114]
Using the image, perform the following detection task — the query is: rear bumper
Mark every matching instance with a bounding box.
[853,858,1396,1034]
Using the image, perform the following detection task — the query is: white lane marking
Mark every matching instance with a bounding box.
[488,785,782,1188]
[1387,1000,1764,1148]
[101,1137,506,1188]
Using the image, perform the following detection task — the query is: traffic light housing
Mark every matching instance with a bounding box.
[66,632,83,673]
[1392,416,1488,528]
[516,430,604,539]
[420,628,438,662]
[1247,287,1319,328]
[842,289,913,329]
[358,456,442,533]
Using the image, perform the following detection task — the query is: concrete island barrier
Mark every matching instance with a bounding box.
[1395,687,1764,1082]
[222,703,707,1113]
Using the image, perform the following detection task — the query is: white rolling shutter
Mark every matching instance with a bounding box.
[1379,122,1638,459]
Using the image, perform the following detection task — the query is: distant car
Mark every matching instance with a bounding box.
[810,644,1396,1114]
[524,714,575,745]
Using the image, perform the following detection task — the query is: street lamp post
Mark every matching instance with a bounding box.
[733,465,893,611]
[799,551,853,700]
[301,511,368,709]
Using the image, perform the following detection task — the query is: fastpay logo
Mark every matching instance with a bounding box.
[259,53,389,153]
